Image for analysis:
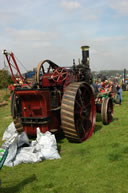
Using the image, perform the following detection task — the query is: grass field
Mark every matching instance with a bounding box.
[0,89,10,103]
[0,91,128,193]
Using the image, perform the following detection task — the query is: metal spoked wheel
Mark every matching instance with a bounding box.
[52,67,68,84]
[101,97,113,125]
[61,82,96,142]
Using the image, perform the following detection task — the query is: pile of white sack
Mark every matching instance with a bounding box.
[2,122,61,167]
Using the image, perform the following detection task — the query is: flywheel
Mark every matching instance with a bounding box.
[61,82,96,142]
[101,97,113,125]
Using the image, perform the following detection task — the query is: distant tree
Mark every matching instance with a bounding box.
[0,70,13,89]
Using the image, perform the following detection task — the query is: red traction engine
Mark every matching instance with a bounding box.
[4,46,96,143]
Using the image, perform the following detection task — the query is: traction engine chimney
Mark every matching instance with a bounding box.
[81,45,90,68]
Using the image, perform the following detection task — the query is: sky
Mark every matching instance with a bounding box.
[0,0,128,72]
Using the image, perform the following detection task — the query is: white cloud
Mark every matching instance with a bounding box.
[94,36,127,43]
[5,28,57,42]
[81,7,103,21]
[0,12,17,25]
[108,0,128,16]
[61,1,80,10]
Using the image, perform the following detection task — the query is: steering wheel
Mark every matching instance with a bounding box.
[51,67,68,84]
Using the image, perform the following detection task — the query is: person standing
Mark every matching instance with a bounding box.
[117,85,122,104]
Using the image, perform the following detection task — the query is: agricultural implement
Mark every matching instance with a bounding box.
[95,91,113,124]
[95,79,116,124]
[3,46,96,142]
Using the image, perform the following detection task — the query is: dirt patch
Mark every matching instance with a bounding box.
[0,101,8,107]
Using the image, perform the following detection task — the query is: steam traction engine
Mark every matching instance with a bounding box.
[3,46,96,142]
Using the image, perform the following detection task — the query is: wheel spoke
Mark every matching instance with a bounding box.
[57,76,61,81]
[77,89,84,106]
[75,100,81,108]
[52,67,68,83]
[62,72,67,76]
[53,74,59,78]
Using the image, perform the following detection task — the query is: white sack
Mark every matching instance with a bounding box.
[3,123,60,167]
[36,128,61,160]
[2,122,30,147]
[13,147,43,166]
[2,122,16,141]
[4,137,18,167]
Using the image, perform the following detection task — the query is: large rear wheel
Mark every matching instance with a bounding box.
[61,82,96,142]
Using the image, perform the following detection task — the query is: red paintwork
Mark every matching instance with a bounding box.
[15,89,61,136]
[4,51,24,84]
[41,73,62,87]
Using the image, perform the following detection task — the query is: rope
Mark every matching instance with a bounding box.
[14,55,28,72]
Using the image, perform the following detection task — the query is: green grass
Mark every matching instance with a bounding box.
[0,89,10,103]
[0,92,128,193]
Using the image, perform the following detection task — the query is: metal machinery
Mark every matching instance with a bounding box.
[95,91,113,125]
[95,78,115,125]
[3,46,96,142]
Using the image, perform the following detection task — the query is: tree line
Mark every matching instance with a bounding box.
[0,70,13,89]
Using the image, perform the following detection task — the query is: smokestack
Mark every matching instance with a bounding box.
[81,46,90,68]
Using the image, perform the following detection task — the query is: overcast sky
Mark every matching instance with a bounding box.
[0,0,128,72]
